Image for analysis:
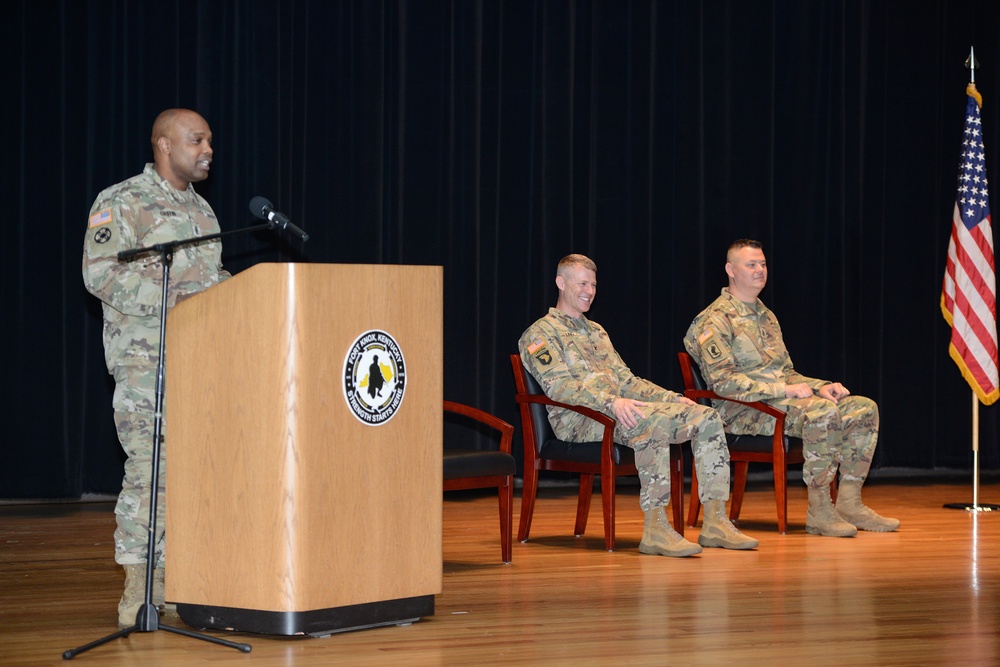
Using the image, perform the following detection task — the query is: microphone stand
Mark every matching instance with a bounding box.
[64,221,281,660]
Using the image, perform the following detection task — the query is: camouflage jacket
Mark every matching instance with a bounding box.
[683,288,829,434]
[519,308,680,442]
[82,163,229,371]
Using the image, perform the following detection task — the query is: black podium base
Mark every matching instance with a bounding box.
[177,595,434,637]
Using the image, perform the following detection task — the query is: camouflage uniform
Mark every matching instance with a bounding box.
[683,288,878,489]
[519,308,731,511]
[82,163,229,567]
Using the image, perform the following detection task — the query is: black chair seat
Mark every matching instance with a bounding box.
[443,449,517,480]
[539,439,635,467]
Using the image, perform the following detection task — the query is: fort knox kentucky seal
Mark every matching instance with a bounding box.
[342,329,407,425]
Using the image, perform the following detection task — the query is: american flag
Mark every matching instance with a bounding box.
[941,84,1000,405]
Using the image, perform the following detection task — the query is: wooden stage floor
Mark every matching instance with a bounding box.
[1,478,998,666]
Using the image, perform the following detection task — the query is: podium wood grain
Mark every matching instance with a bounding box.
[165,263,443,612]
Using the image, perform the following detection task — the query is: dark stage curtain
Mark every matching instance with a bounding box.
[4,0,1000,498]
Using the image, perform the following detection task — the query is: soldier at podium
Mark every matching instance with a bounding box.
[82,108,230,626]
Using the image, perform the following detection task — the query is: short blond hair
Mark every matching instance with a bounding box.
[556,254,597,278]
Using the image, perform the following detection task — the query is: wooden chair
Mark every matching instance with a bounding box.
[510,354,685,551]
[443,400,517,564]
[677,351,834,533]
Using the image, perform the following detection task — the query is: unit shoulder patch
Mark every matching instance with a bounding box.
[705,340,724,363]
[698,327,725,364]
[526,336,552,365]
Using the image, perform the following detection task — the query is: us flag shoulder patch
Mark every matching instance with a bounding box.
[89,208,112,228]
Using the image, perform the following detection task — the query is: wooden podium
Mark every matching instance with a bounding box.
[164,263,443,636]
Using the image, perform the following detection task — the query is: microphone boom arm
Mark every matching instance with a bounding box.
[116,223,273,261]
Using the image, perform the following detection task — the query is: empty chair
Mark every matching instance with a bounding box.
[443,400,517,563]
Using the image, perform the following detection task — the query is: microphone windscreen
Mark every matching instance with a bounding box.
[248,196,273,219]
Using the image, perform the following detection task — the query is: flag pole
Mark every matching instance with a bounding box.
[945,391,998,510]
[972,393,979,507]
[944,46,999,512]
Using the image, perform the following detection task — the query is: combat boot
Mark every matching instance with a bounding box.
[152,567,165,607]
[638,505,702,557]
[118,563,146,627]
[806,486,858,537]
[835,480,900,532]
[698,499,759,549]
[153,567,179,619]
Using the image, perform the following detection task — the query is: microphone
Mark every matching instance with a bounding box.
[248,196,309,242]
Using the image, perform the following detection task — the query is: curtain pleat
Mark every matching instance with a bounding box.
[4,0,1000,497]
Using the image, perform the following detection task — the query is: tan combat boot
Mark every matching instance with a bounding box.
[118,563,146,627]
[806,486,858,537]
[153,568,179,619]
[835,480,900,532]
[152,567,165,607]
[638,505,702,557]
[698,499,759,549]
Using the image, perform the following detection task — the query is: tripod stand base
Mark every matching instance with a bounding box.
[943,502,1000,511]
[63,603,251,659]
[178,594,434,637]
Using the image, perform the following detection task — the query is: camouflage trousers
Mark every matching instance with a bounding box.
[770,395,878,488]
[615,402,730,511]
[111,365,166,567]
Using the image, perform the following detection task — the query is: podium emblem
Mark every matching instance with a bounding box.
[343,329,407,425]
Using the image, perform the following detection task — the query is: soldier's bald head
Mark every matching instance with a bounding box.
[149,109,214,190]
[150,109,206,154]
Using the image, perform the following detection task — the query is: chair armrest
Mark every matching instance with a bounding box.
[681,388,787,421]
[509,354,617,469]
[682,388,789,456]
[677,351,789,457]
[514,393,618,470]
[513,393,616,430]
[678,351,786,422]
[443,400,515,455]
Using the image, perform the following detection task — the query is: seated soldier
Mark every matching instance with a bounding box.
[684,239,898,537]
